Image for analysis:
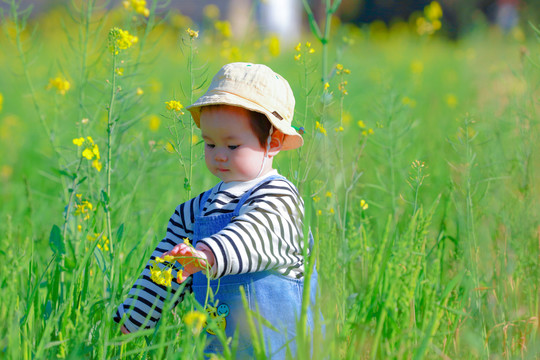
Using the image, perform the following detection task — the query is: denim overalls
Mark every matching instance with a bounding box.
[191,175,318,359]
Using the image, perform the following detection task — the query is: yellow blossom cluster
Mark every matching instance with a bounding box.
[336,64,351,95]
[149,255,179,287]
[186,27,199,39]
[0,93,3,112]
[184,311,208,335]
[416,1,443,35]
[357,120,374,136]
[73,136,102,172]
[215,20,232,38]
[335,63,351,76]
[165,100,184,114]
[115,67,124,76]
[87,233,110,251]
[108,27,138,54]
[293,41,315,61]
[315,121,327,136]
[268,35,280,57]
[123,0,150,17]
[74,194,93,220]
[47,77,71,95]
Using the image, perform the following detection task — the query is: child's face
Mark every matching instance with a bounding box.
[200,105,267,183]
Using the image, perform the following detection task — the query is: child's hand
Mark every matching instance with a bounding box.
[162,243,214,283]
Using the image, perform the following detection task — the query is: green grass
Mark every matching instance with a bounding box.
[0,1,539,359]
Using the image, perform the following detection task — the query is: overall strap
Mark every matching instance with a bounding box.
[232,175,286,217]
[197,188,214,217]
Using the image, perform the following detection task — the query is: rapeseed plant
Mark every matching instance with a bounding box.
[46,77,71,95]
[122,0,150,18]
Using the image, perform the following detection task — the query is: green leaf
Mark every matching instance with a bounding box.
[184,177,191,192]
[48,224,64,259]
[77,176,87,185]
[116,223,124,242]
[101,190,109,205]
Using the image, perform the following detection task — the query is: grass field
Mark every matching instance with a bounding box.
[0,0,539,359]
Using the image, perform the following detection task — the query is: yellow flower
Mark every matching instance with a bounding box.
[203,4,220,19]
[186,27,199,38]
[162,268,173,287]
[82,148,94,160]
[148,115,161,131]
[315,121,327,136]
[357,120,366,128]
[75,200,93,220]
[410,60,424,74]
[163,255,175,262]
[312,196,320,203]
[334,126,344,132]
[324,82,330,91]
[425,1,443,21]
[47,77,71,95]
[136,87,144,95]
[317,210,322,216]
[294,54,301,61]
[329,208,335,214]
[109,27,138,54]
[115,67,124,76]
[446,94,458,108]
[184,311,207,335]
[124,0,150,17]
[338,81,348,95]
[215,20,232,38]
[154,257,165,263]
[183,238,190,245]
[360,199,368,210]
[73,137,85,146]
[192,134,199,145]
[306,41,311,48]
[295,42,301,52]
[177,269,183,283]
[368,128,374,135]
[325,191,332,198]
[0,93,3,112]
[165,100,184,113]
[309,48,315,54]
[77,224,82,232]
[336,64,344,71]
[92,144,100,159]
[92,159,102,172]
[268,35,280,57]
[150,267,163,285]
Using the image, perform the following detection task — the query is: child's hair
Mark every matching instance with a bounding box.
[201,105,272,148]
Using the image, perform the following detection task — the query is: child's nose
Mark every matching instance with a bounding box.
[214,150,227,162]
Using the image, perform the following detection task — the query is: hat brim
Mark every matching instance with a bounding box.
[187,91,303,151]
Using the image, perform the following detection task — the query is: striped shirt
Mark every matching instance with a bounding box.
[114,171,307,332]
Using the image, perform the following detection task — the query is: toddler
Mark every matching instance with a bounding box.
[114,62,317,358]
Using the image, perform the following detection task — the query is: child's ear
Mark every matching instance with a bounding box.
[268,130,284,157]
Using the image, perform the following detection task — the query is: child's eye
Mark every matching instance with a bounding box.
[228,145,239,150]
[205,143,215,149]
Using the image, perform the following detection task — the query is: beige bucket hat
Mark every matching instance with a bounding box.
[186,62,303,150]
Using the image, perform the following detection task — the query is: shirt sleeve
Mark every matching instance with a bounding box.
[197,179,306,279]
[113,194,202,333]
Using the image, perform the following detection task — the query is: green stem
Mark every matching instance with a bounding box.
[106,52,117,257]
[187,37,194,200]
